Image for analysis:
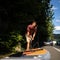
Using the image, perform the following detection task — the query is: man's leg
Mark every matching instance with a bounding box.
[26,35,31,51]
[26,42,30,51]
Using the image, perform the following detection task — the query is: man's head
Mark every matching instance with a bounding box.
[31,21,37,27]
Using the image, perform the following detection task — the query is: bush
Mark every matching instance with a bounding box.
[0,31,25,53]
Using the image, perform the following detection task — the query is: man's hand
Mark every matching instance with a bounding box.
[32,37,34,40]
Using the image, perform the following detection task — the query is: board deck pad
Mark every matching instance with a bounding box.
[23,48,47,56]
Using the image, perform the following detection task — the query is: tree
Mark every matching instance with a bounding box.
[0,0,54,50]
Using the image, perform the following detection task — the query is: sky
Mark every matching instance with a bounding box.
[51,0,60,34]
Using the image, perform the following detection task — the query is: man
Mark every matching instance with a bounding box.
[25,21,37,51]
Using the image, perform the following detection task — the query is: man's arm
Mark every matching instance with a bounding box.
[27,32,30,37]
[32,32,36,40]
[26,25,30,37]
[32,26,37,40]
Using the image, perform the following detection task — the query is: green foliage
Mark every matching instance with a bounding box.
[0,31,25,52]
[0,0,54,48]
[10,31,24,42]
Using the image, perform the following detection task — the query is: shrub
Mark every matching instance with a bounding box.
[0,31,25,53]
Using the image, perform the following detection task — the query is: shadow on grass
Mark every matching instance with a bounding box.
[9,52,23,57]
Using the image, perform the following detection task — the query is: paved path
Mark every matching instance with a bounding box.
[42,46,60,60]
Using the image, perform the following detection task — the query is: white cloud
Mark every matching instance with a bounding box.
[51,6,58,10]
[53,30,60,34]
[55,26,60,30]
[56,19,60,22]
